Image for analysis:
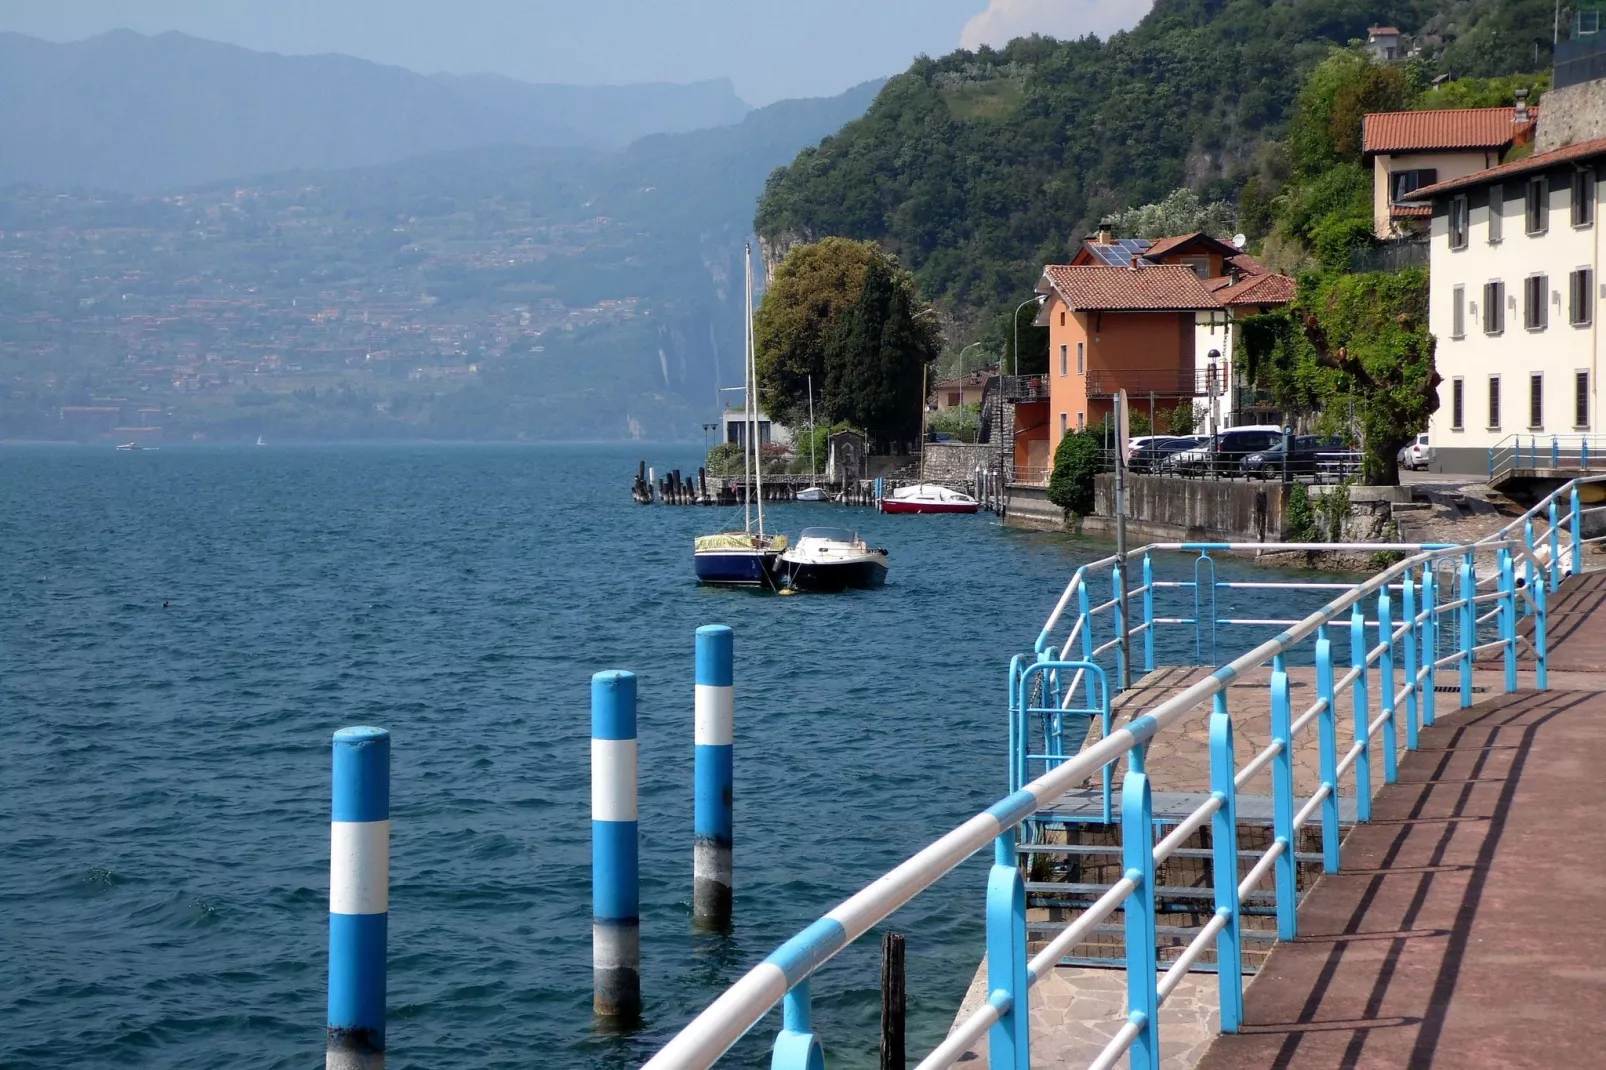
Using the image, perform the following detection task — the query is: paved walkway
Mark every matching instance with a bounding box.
[1195,571,1606,1069]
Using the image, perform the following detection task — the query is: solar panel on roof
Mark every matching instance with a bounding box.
[1085,238,1152,266]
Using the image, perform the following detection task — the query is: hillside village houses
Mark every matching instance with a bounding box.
[1007,228,1295,480]
[1401,63,1606,475]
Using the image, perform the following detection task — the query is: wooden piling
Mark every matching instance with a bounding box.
[880,931,905,1070]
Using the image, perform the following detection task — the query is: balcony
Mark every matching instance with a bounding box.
[1000,375,1050,403]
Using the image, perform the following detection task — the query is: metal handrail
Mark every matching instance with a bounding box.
[641,530,1550,1069]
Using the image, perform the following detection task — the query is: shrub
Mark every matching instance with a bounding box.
[1046,428,1108,516]
[1286,482,1315,541]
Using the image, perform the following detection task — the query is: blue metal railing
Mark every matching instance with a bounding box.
[1487,432,1606,483]
[641,475,1606,1070]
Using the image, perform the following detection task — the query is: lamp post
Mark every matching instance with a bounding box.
[1011,295,1047,376]
[702,423,717,454]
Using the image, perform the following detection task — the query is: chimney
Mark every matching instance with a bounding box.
[1097,217,1115,244]
[1514,88,1529,124]
[1129,254,1141,270]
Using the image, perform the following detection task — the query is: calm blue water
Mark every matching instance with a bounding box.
[0,444,1321,1068]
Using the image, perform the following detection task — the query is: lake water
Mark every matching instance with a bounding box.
[0,444,1326,1069]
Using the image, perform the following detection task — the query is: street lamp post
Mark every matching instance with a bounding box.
[1011,295,1047,376]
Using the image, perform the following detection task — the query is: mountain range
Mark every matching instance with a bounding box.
[0,30,754,192]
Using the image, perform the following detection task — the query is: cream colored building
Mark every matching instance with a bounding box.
[1406,137,1605,474]
[1363,106,1537,240]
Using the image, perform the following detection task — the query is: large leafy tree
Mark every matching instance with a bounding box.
[1240,269,1438,486]
[755,237,939,441]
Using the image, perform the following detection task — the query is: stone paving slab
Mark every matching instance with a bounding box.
[949,959,1218,1069]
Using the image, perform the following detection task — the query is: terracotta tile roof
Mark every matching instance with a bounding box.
[1216,272,1297,307]
[1039,264,1223,311]
[1227,252,1268,276]
[1390,203,1432,218]
[1141,232,1244,263]
[1362,107,1535,155]
[1403,136,1606,200]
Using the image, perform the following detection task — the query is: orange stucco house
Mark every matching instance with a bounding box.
[1009,229,1295,478]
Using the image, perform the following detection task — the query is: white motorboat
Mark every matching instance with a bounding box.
[780,527,888,591]
[795,486,829,502]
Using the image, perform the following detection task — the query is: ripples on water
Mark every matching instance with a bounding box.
[0,444,1323,1068]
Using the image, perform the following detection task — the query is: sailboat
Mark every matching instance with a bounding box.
[796,374,828,502]
[256,435,266,446]
[693,244,788,587]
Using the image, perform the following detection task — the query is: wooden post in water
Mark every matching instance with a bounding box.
[881,932,905,1070]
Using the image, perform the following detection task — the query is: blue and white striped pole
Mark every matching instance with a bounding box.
[694,625,735,929]
[592,670,641,1020]
[328,726,390,1070]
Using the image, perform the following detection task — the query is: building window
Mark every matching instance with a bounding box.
[1577,371,1591,429]
[1488,376,1501,430]
[1573,169,1596,228]
[1077,411,1085,430]
[1526,176,1548,235]
[1076,341,1084,375]
[1525,274,1549,330]
[1572,268,1595,326]
[1059,412,1067,435]
[1449,195,1469,249]
[1451,284,1465,338]
[1488,183,1503,243]
[1060,310,1066,326]
[947,392,962,406]
[1483,280,1505,334]
[1392,168,1436,202]
[1451,378,1465,430]
[1530,373,1544,429]
[1059,344,1068,376]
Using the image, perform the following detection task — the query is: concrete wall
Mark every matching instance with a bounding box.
[1537,80,1606,153]
[1092,474,1288,542]
[1002,484,1066,531]
[920,442,996,486]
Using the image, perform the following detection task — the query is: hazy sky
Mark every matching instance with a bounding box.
[0,0,1153,104]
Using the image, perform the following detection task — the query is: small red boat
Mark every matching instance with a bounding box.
[878,483,981,514]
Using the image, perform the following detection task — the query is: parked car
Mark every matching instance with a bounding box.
[1242,435,1347,478]
[1398,433,1433,471]
[1129,436,1200,472]
[1164,426,1285,475]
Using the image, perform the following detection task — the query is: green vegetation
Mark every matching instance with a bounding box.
[753,238,941,446]
[755,0,1560,350]
[1110,189,1237,241]
[1046,428,1109,516]
[927,403,981,441]
[1286,483,1316,541]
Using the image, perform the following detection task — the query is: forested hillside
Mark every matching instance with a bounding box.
[755,0,1560,352]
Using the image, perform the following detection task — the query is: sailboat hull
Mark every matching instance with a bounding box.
[694,548,782,587]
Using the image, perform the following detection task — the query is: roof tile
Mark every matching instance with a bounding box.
[1362,107,1535,155]
[1040,264,1223,311]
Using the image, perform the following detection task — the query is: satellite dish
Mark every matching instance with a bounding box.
[1232,233,1247,249]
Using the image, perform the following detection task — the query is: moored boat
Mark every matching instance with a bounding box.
[878,483,979,514]
[694,532,789,587]
[795,486,829,502]
[780,527,888,591]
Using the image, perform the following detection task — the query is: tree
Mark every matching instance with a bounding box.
[1110,188,1237,240]
[1046,428,1107,516]
[1240,269,1438,486]
[1004,298,1049,374]
[756,238,940,443]
[1329,65,1411,161]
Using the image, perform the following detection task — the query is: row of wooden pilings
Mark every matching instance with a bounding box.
[631,461,888,507]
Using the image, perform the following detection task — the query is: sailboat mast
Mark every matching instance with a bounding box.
[807,374,817,483]
[748,244,766,536]
[742,245,754,534]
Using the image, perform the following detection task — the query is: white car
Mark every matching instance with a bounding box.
[1398,433,1433,471]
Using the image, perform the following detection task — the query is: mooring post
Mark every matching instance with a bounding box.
[880,932,906,1070]
[592,670,641,1020]
[693,625,734,929]
[328,726,390,1070]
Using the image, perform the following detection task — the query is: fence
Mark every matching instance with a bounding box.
[1488,432,1606,483]
[641,473,1606,1070]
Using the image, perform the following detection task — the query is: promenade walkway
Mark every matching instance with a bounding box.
[1195,571,1606,1070]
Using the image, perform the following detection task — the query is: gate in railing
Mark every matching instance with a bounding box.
[642,475,1606,1070]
